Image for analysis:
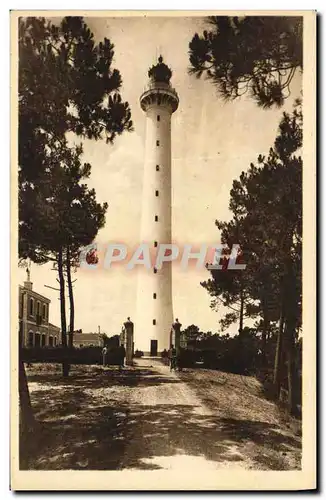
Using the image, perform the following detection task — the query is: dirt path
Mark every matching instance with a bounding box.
[23,360,301,471]
[119,358,228,471]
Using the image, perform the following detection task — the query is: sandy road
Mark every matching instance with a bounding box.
[26,360,301,471]
[115,358,256,470]
[128,357,211,413]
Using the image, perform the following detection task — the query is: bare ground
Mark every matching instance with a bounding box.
[20,359,301,471]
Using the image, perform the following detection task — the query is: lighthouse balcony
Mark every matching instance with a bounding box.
[140,83,179,113]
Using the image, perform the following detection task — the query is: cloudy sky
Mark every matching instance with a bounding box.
[18,15,302,336]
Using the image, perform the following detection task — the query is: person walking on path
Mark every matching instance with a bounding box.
[102,346,108,367]
[161,349,169,366]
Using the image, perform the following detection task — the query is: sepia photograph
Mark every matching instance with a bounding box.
[11,10,316,490]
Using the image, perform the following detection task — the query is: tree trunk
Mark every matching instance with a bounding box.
[58,249,69,377]
[66,246,74,349]
[236,285,245,373]
[18,319,35,434]
[261,301,270,361]
[273,313,284,399]
[285,316,297,414]
[239,285,244,335]
[282,254,298,415]
[19,354,35,435]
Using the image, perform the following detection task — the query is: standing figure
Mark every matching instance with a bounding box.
[161,348,169,366]
[102,346,108,367]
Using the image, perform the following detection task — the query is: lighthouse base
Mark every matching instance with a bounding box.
[135,264,173,355]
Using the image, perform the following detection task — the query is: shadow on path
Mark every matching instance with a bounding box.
[21,365,301,471]
[26,366,180,389]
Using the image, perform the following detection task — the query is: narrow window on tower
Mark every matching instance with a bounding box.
[155,190,159,197]
[155,215,158,222]
[153,293,157,299]
[153,319,156,325]
[157,115,160,122]
[153,267,157,274]
[154,241,158,247]
[156,140,160,146]
[156,165,159,171]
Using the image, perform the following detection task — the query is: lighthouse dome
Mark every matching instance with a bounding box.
[148,55,172,84]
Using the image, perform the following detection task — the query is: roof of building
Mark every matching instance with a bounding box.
[19,284,51,303]
[72,332,101,343]
[48,323,60,332]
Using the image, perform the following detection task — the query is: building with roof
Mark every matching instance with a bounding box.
[19,269,61,348]
[69,331,103,348]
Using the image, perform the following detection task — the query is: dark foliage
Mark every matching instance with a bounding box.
[179,328,302,411]
[18,16,133,376]
[102,334,120,349]
[21,346,122,365]
[189,16,302,107]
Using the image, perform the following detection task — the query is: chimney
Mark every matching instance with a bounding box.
[24,268,33,290]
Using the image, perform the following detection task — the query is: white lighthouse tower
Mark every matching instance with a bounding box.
[135,56,179,356]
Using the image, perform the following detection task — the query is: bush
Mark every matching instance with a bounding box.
[134,349,144,358]
[177,348,198,368]
[201,349,220,369]
[21,346,122,365]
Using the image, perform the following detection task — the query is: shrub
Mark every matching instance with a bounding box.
[177,348,197,368]
[21,346,122,365]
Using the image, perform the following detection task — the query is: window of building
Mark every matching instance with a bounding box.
[35,333,41,347]
[29,298,34,316]
[156,165,160,171]
[43,304,47,319]
[154,241,158,248]
[153,267,157,274]
[28,331,34,347]
[156,140,160,146]
[19,294,23,318]
[157,115,160,122]
[155,215,158,222]
[49,336,53,347]
[153,293,157,299]
[155,190,159,197]
[54,337,57,346]
[36,303,42,325]
[41,335,46,347]
[153,319,156,325]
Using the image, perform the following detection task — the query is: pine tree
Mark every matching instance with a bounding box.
[20,140,108,373]
[202,102,302,412]
[189,16,302,108]
[18,16,131,420]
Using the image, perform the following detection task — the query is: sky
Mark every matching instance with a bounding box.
[18,15,302,336]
